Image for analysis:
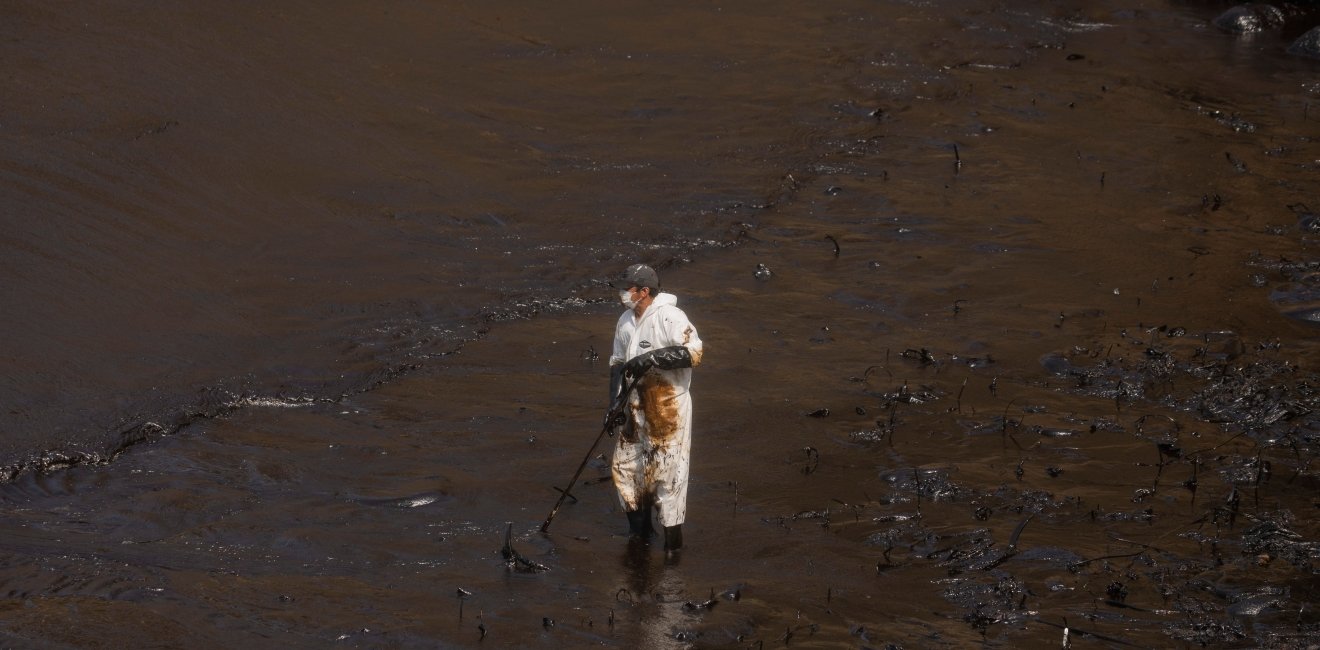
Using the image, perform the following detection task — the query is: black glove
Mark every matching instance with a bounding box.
[605,364,632,438]
[603,403,629,432]
[622,346,693,379]
[608,364,624,406]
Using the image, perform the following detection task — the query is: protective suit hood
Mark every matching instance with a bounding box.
[650,292,678,309]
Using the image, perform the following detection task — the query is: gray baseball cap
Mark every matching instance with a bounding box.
[611,263,660,289]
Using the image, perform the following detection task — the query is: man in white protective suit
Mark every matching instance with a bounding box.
[608,263,703,552]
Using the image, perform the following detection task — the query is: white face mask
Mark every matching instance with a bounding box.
[619,289,638,309]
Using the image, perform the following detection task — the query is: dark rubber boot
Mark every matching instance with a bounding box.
[663,524,683,551]
[626,508,654,538]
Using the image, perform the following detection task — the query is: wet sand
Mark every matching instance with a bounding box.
[3,1,1320,647]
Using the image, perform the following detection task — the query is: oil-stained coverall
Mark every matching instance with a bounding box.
[610,287,703,548]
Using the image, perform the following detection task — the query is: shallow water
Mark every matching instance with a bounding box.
[3,1,1319,647]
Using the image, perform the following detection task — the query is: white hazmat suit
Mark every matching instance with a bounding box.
[610,291,703,529]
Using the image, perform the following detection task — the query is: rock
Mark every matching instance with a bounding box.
[1288,25,1320,59]
[1213,4,1286,33]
